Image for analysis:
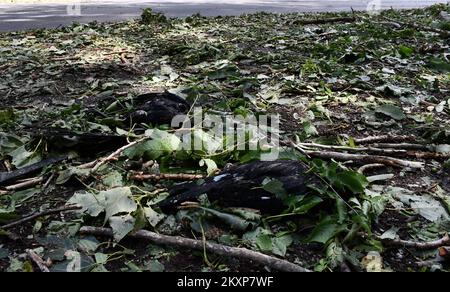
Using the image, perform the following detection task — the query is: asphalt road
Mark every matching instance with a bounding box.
[0,0,448,32]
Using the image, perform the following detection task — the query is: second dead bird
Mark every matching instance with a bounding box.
[158,160,319,215]
[31,92,191,156]
[124,92,191,126]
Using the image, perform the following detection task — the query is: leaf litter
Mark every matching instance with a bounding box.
[0,5,450,272]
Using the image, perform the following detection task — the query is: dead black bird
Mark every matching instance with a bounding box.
[125,92,191,126]
[29,128,129,157]
[158,160,318,215]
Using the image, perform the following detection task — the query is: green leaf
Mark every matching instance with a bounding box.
[78,238,100,253]
[0,133,23,155]
[292,195,323,214]
[199,159,218,176]
[375,84,407,97]
[352,214,371,235]
[146,260,165,273]
[109,214,136,241]
[262,178,287,198]
[375,104,406,121]
[325,241,344,269]
[125,261,142,272]
[336,198,348,224]
[144,207,165,227]
[67,191,106,217]
[398,45,413,58]
[256,234,273,251]
[7,257,24,272]
[0,247,9,260]
[227,208,261,222]
[200,207,252,231]
[94,253,108,265]
[9,145,42,168]
[147,259,165,272]
[336,171,369,194]
[56,167,91,185]
[11,188,40,205]
[102,171,123,188]
[124,130,180,160]
[379,227,399,240]
[307,217,347,244]
[302,121,319,138]
[103,187,137,223]
[272,235,293,257]
[0,108,15,124]
[428,57,450,72]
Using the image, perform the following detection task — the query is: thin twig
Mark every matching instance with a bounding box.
[130,173,205,182]
[91,137,148,174]
[299,142,450,160]
[353,135,416,144]
[295,147,424,169]
[377,233,450,249]
[51,50,131,61]
[298,142,408,155]
[366,174,394,183]
[371,143,432,151]
[358,163,385,174]
[42,173,56,190]
[1,177,43,194]
[289,141,311,158]
[294,16,357,25]
[0,205,81,230]
[79,226,311,272]
[26,249,50,272]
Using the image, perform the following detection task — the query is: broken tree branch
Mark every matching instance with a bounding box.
[295,148,424,169]
[90,137,148,174]
[26,249,50,272]
[377,233,450,249]
[358,163,386,174]
[353,135,416,144]
[0,205,81,230]
[0,177,44,194]
[130,173,205,182]
[298,142,450,160]
[79,226,311,272]
[366,173,395,183]
[370,143,432,151]
[42,173,56,190]
[294,16,357,25]
[298,142,408,155]
[51,50,132,61]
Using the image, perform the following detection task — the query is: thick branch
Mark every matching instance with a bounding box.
[79,226,311,272]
